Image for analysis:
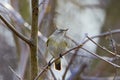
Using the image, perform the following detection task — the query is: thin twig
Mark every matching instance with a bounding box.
[81,48,120,68]
[65,35,78,45]
[109,29,117,54]
[83,29,120,45]
[62,49,79,80]
[86,34,120,78]
[38,0,50,27]
[34,65,49,80]
[9,66,22,80]
[35,45,83,80]
[70,64,87,80]
[108,29,118,80]
[113,67,118,80]
[35,29,120,79]
[62,35,79,80]
[49,69,57,80]
[38,47,56,79]
[85,34,120,58]
[0,15,31,45]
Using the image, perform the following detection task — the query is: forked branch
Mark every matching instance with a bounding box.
[0,15,31,45]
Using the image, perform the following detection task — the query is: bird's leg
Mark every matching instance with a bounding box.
[59,53,62,58]
[48,57,54,66]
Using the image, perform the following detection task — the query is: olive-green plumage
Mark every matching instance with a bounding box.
[46,29,68,70]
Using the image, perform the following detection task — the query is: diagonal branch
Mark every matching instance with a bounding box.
[83,29,120,45]
[62,49,79,80]
[0,14,31,45]
[9,66,22,80]
[35,29,120,79]
[34,45,83,80]
[86,35,120,58]
[81,47,120,68]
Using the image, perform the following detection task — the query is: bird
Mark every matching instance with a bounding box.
[46,28,68,70]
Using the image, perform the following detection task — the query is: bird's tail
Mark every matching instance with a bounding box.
[55,59,61,70]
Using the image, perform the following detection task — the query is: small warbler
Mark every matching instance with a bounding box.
[46,29,68,70]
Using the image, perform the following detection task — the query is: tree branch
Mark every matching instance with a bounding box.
[81,47,120,68]
[62,50,79,80]
[0,14,31,45]
[35,29,120,79]
[38,0,50,27]
[86,35,120,58]
[34,45,83,80]
[83,29,120,45]
[30,0,39,80]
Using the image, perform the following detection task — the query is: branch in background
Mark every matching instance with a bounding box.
[81,47,120,68]
[85,35,120,68]
[35,29,120,79]
[9,66,21,80]
[49,69,57,80]
[108,29,117,54]
[108,29,118,80]
[38,0,50,27]
[86,34,120,58]
[38,47,56,80]
[0,15,31,45]
[68,64,87,80]
[34,45,82,80]
[62,49,79,80]
[62,36,79,80]
[83,29,120,45]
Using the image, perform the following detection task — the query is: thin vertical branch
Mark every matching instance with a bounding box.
[38,0,50,27]
[109,29,117,54]
[108,29,117,80]
[62,36,79,80]
[62,49,79,80]
[30,0,39,80]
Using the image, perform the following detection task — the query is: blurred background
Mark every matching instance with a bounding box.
[0,0,120,80]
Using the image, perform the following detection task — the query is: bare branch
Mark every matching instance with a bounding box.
[35,44,82,80]
[30,0,39,79]
[108,29,118,80]
[62,49,79,80]
[0,15,31,45]
[81,48,120,68]
[86,34,120,58]
[83,29,120,45]
[108,29,117,53]
[34,65,49,80]
[49,69,57,80]
[35,29,120,79]
[9,66,22,80]
[38,0,50,27]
